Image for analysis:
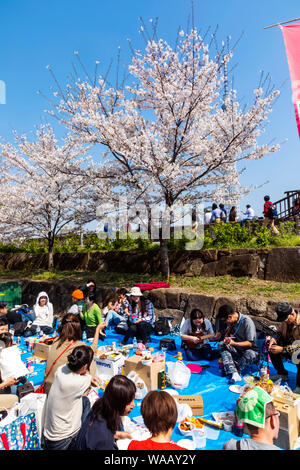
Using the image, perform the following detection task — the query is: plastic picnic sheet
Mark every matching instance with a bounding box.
[18,329,299,451]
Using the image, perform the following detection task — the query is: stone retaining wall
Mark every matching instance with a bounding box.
[21,281,300,329]
[0,246,300,282]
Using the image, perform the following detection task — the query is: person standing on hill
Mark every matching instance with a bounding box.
[263,195,279,235]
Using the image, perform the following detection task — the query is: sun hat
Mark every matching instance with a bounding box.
[236,386,273,428]
[275,302,293,322]
[72,289,84,300]
[128,286,143,297]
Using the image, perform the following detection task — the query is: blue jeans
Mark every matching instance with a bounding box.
[185,344,212,361]
[23,325,54,337]
[43,396,90,450]
[105,310,124,328]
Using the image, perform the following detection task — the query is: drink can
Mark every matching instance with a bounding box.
[16,336,21,345]
[112,342,116,351]
[26,360,32,369]
[218,358,224,369]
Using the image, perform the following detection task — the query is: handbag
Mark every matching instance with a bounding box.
[17,380,35,400]
[35,341,74,394]
[0,412,40,450]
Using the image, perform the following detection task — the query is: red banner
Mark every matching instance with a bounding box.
[281,23,300,139]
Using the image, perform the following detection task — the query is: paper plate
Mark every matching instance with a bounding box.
[229,384,245,394]
[177,439,196,450]
[164,388,179,396]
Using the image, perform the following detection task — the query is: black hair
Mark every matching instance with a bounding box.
[212,203,217,210]
[86,293,96,304]
[217,304,234,320]
[0,319,9,327]
[190,309,207,333]
[92,375,136,433]
[264,195,270,201]
[117,288,128,297]
[246,204,251,208]
[67,345,94,372]
[219,203,224,209]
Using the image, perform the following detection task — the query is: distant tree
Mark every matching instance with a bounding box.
[0,125,97,269]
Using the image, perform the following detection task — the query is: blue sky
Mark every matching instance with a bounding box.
[0,0,299,218]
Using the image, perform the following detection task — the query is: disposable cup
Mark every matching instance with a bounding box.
[223,420,233,432]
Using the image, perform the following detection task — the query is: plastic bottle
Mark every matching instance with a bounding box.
[36,325,41,337]
[233,399,244,437]
[132,337,137,350]
[82,331,87,341]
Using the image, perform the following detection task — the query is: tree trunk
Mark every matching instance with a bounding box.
[160,237,170,280]
[48,233,54,270]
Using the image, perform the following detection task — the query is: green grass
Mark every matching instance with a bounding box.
[0,269,299,301]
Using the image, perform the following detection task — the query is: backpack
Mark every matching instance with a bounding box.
[266,202,278,218]
[154,317,170,336]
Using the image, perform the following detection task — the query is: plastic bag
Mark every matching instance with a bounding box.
[18,392,47,441]
[0,345,29,381]
[166,361,191,389]
[127,371,148,400]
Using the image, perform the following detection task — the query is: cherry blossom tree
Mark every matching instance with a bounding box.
[51,26,280,279]
[0,125,99,269]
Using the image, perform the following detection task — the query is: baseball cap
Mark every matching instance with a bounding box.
[275,302,293,322]
[72,289,84,300]
[236,386,273,428]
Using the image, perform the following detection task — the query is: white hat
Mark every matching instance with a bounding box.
[128,286,143,296]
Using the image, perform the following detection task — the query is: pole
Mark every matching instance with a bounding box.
[264,17,300,30]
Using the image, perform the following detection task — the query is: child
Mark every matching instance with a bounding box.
[128,390,187,450]
[0,332,29,382]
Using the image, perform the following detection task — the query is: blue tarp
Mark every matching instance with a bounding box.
[19,328,299,450]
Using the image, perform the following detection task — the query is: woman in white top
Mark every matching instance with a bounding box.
[24,291,54,337]
[180,309,216,361]
[43,344,100,450]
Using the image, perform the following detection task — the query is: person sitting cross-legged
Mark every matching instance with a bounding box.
[268,302,300,394]
[223,386,280,450]
[215,305,259,383]
[104,288,130,329]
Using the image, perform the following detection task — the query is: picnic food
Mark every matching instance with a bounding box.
[180,416,204,430]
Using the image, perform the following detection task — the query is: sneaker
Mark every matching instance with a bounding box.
[269,373,289,382]
[229,372,242,384]
[25,321,33,330]
[293,386,300,395]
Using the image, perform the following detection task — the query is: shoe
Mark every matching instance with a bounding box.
[25,321,33,330]
[228,372,242,384]
[269,373,289,382]
[293,386,300,395]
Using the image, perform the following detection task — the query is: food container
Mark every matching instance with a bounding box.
[178,421,196,436]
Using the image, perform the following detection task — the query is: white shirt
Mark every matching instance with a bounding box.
[44,364,91,441]
[33,304,54,327]
[243,207,255,219]
[204,212,212,224]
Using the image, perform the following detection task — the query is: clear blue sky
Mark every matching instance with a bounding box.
[0,0,299,218]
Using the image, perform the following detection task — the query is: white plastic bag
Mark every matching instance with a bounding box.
[19,392,47,441]
[0,346,29,381]
[0,402,20,428]
[166,361,191,390]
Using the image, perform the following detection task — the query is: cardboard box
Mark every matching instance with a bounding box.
[124,354,165,391]
[273,400,300,450]
[94,353,125,380]
[174,395,203,416]
[34,340,52,359]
